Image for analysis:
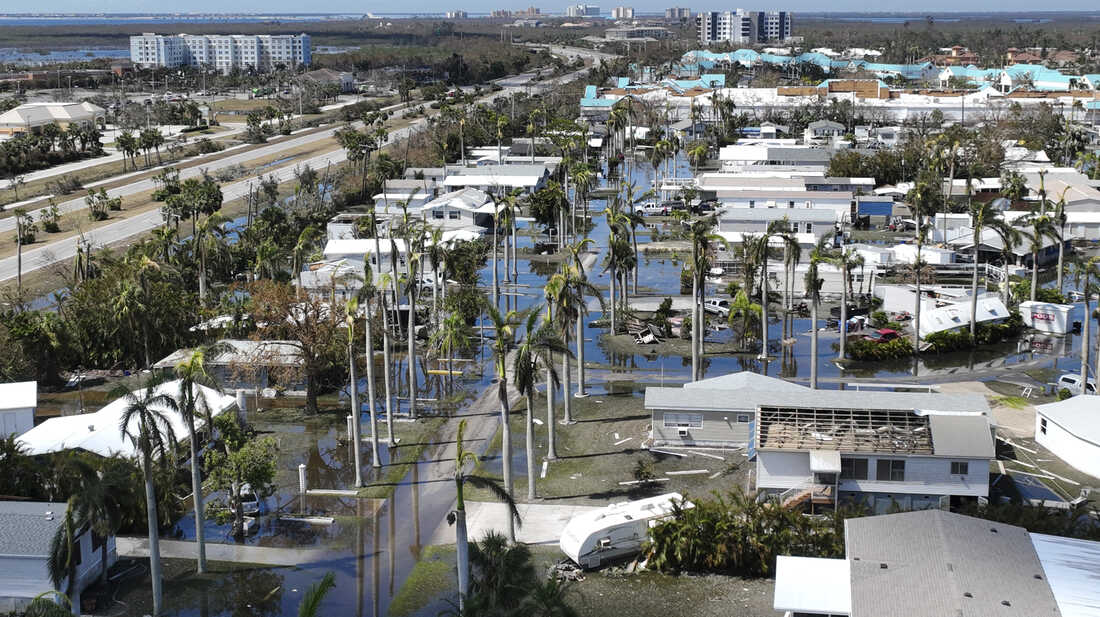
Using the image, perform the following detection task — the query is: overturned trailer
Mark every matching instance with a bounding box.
[559,493,691,569]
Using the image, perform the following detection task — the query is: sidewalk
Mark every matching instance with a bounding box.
[116,536,334,567]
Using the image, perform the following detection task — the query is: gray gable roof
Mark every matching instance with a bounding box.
[845,510,1061,617]
[929,414,996,458]
[644,386,989,415]
[0,501,68,556]
[684,371,808,392]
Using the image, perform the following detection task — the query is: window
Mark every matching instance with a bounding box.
[748,200,755,207]
[448,210,460,220]
[951,461,969,475]
[663,413,703,428]
[876,459,905,481]
[788,200,795,207]
[736,413,750,423]
[841,457,869,480]
[1040,418,1047,435]
[432,209,444,219]
[805,223,813,233]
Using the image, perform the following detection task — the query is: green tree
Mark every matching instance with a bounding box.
[204,413,278,540]
[175,348,222,574]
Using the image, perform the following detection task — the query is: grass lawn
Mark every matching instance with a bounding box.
[466,389,749,506]
[358,416,448,499]
[394,544,778,617]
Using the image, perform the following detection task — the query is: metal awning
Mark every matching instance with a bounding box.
[809,450,842,474]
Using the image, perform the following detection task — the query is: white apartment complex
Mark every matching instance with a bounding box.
[696,9,792,45]
[130,33,311,74]
[611,5,634,18]
[565,4,601,17]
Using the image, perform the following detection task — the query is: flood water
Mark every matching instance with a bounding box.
[115,150,1098,617]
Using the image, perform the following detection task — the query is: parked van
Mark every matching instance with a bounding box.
[559,493,691,569]
[1057,374,1096,396]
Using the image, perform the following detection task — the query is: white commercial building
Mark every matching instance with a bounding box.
[565,4,601,16]
[130,33,311,74]
[696,9,792,45]
[1035,396,1100,480]
[0,381,35,438]
[610,5,633,18]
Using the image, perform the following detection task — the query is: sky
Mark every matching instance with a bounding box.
[10,1,1100,14]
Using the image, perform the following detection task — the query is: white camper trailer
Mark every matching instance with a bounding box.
[559,493,691,569]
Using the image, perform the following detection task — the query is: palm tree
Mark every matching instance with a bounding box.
[830,247,862,360]
[47,498,84,614]
[1000,170,1027,205]
[117,376,179,616]
[514,310,569,496]
[1072,256,1100,391]
[448,419,521,612]
[989,219,1022,308]
[345,298,364,487]
[727,289,761,350]
[485,305,520,543]
[545,267,593,425]
[174,348,223,574]
[432,312,473,396]
[297,572,336,617]
[804,235,830,389]
[968,201,1000,342]
[687,217,722,381]
[1015,213,1062,302]
[356,279,383,462]
[195,213,229,306]
[292,224,323,292]
[377,271,397,444]
[1053,188,1069,297]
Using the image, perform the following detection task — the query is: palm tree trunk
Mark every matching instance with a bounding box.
[546,366,557,460]
[454,493,470,611]
[511,217,518,282]
[810,299,819,389]
[188,418,206,574]
[576,314,587,397]
[761,254,769,362]
[561,349,573,424]
[408,276,417,421]
[609,265,617,334]
[1081,296,1090,389]
[1031,249,1039,302]
[142,451,164,615]
[381,300,395,443]
[631,231,639,294]
[500,391,515,543]
[838,267,848,360]
[526,393,537,500]
[349,340,363,487]
[1057,224,1065,296]
[492,222,499,309]
[691,272,699,381]
[970,244,980,342]
[365,312,380,467]
[698,272,707,380]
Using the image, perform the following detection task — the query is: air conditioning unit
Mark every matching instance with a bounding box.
[678,428,689,437]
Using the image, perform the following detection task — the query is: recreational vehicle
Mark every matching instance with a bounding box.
[559,493,690,569]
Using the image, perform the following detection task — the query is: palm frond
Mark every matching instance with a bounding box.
[297,571,336,617]
[463,474,522,528]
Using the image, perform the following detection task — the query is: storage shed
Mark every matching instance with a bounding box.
[1035,396,1100,479]
[0,381,36,438]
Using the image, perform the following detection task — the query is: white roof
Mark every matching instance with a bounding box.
[685,371,807,392]
[1031,532,1100,617]
[773,556,852,615]
[919,295,1009,338]
[1036,396,1100,447]
[0,102,104,128]
[0,381,36,410]
[323,238,409,257]
[717,231,819,246]
[421,187,491,212]
[17,379,236,459]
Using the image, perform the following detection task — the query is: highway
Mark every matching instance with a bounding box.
[0,62,601,283]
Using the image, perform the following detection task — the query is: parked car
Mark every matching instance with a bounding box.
[239,483,264,515]
[703,298,730,316]
[862,328,900,343]
[1057,374,1096,396]
[640,202,670,216]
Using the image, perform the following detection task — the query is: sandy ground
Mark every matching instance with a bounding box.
[936,380,1036,438]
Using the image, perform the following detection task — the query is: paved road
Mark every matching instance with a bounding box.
[0,66,595,283]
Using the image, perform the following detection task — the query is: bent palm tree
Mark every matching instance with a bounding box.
[448,419,521,612]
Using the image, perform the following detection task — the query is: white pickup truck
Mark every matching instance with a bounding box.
[702,298,730,316]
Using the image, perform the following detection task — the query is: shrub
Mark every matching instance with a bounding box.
[1058,388,1073,401]
[48,174,83,195]
[923,312,1024,352]
[848,336,913,361]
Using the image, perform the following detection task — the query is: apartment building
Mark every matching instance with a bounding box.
[696,9,792,45]
[611,5,634,18]
[565,4,601,17]
[665,7,691,20]
[130,33,311,74]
